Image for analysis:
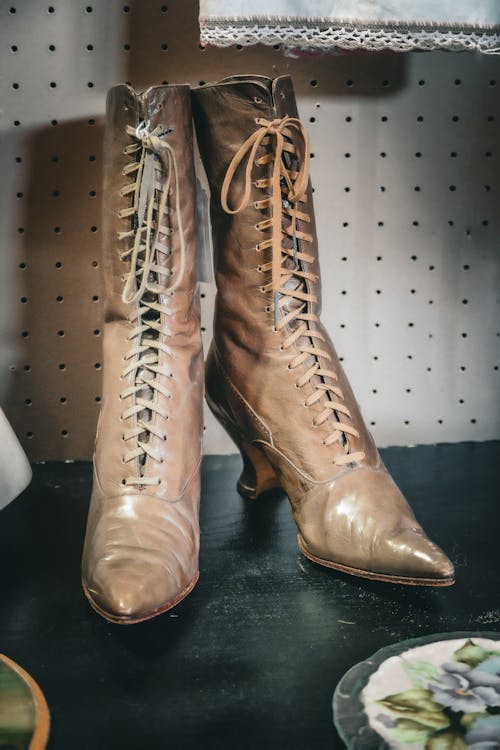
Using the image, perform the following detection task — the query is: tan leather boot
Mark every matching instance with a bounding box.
[192,75,454,587]
[82,85,204,623]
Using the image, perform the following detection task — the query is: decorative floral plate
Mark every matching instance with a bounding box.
[333,631,500,749]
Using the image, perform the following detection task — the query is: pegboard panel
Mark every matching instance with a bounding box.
[1,0,499,460]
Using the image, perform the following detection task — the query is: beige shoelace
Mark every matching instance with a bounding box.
[116,122,184,486]
[221,116,365,465]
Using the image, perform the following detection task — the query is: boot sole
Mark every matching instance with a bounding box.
[82,571,199,625]
[297,533,455,587]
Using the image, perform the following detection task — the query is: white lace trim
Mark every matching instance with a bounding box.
[200,21,500,54]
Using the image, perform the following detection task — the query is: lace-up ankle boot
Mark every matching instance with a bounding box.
[192,75,454,586]
[82,85,204,623]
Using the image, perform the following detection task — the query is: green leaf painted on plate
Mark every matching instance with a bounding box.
[453,639,498,668]
[401,659,440,688]
[387,718,435,744]
[377,688,449,730]
[425,729,467,750]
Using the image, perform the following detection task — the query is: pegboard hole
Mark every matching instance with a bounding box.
[19,262,27,269]
[92,295,99,302]
[91,260,98,267]
[52,190,60,197]
[23,364,31,372]
[57,330,65,337]
[61,430,68,437]
[93,329,101,336]
[17,192,23,198]
[58,363,66,370]
[11,45,18,52]
[49,44,56,51]
[48,6,55,13]
[161,4,168,11]
[95,396,101,402]
[161,43,168,51]
[55,261,62,268]
[452,115,459,122]
[89,190,96,197]
[60,397,67,404]
[380,116,388,122]
[345,116,352,122]
[342,222,349,228]
[412,221,419,227]
[54,226,61,234]
[20,296,28,303]
[86,44,94,51]
[310,80,318,87]
[49,81,57,89]
[56,295,64,302]
[415,152,422,158]
[345,79,354,87]
[87,82,94,88]
[26,432,34,439]
[25,399,32,406]
[380,151,386,158]
[416,115,424,122]
[21,330,29,338]
[90,225,97,233]
[12,82,20,90]
[94,363,101,370]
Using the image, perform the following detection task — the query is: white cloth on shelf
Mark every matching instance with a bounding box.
[199,0,500,54]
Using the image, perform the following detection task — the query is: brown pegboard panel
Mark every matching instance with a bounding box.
[1,0,499,460]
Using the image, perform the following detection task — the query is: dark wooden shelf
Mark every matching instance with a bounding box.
[0,442,498,749]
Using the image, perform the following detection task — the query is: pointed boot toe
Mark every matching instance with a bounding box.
[83,490,200,624]
[297,467,455,586]
[84,554,198,624]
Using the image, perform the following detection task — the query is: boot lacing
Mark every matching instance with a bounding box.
[116,122,185,487]
[221,116,365,465]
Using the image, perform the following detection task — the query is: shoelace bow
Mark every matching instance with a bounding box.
[116,122,185,486]
[221,116,365,465]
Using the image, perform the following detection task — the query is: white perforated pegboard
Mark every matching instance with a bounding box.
[1,0,499,460]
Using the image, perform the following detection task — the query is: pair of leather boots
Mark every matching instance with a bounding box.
[82,75,454,625]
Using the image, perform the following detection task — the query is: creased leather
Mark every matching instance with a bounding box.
[82,85,204,622]
[192,75,454,584]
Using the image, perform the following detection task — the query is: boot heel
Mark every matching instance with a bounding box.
[206,393,281,500]
[237,440,281,500]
